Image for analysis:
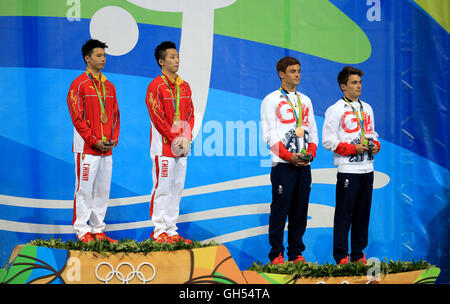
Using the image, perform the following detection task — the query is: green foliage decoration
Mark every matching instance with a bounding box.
[27,238,433,278]
[28,238,219,257]
[247,259,432,278]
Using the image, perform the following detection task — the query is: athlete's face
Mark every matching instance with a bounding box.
[85,47,106,72]
[341,74,362,100]
[159,48,180,75]
[279,64,301,91]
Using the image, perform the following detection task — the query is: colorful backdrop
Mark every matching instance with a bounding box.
[0,0,448,283]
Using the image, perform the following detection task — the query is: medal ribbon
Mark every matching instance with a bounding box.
[86,70,107,141]
[279,87,302,128]
[161,74,181,121]
[86,71,106,115]
[342,96,366,142]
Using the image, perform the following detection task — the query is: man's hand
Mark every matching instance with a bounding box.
[95,140,115,152]
[179,136,191,156]
[171,137,184,156]
[171,136,190,156]
[289,153,309,167]
[355,143,369,154]
[370,143,379,155]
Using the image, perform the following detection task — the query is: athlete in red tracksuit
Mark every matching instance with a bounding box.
[145,41,194,244]
[67,39,120,243]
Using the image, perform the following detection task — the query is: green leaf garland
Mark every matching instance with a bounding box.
[27,238,218,256]
[247,259,432,278]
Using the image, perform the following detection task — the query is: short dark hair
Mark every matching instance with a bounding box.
[276,57,301,75]
[154,41,177,68]
[337,66,364,87]
[81,39,108,63]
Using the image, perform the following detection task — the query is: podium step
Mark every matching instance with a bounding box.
[0,244,246,284]
[0,244,440,284]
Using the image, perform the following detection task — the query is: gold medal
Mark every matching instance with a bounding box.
[172,114,182,132]
[295,127,304,138]
[101,112,108,124]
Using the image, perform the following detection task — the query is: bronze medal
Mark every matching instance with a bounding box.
[295,127,304,138]
[101,112,108,124]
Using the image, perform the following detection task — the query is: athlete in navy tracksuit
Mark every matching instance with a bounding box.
[261,57,318,264]
[322,66,380,264]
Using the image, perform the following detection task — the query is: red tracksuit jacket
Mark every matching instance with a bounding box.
[67,71,120,156]
[145,72,195,157]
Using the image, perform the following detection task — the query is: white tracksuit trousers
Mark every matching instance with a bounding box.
[150,155,187,238]
[73,153,112,237]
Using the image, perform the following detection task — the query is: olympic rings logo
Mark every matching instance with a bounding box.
[95,262,157,284]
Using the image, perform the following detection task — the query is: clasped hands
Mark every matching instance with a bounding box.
[95,140,116,152]
[171,136,191,156]
[289,152,311,167]
[355,142,379,155]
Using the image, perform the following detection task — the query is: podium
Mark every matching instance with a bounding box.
[0,244,440,284]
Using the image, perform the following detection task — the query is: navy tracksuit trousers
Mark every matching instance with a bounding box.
[333,172,374,263]
[268,162,311,261]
